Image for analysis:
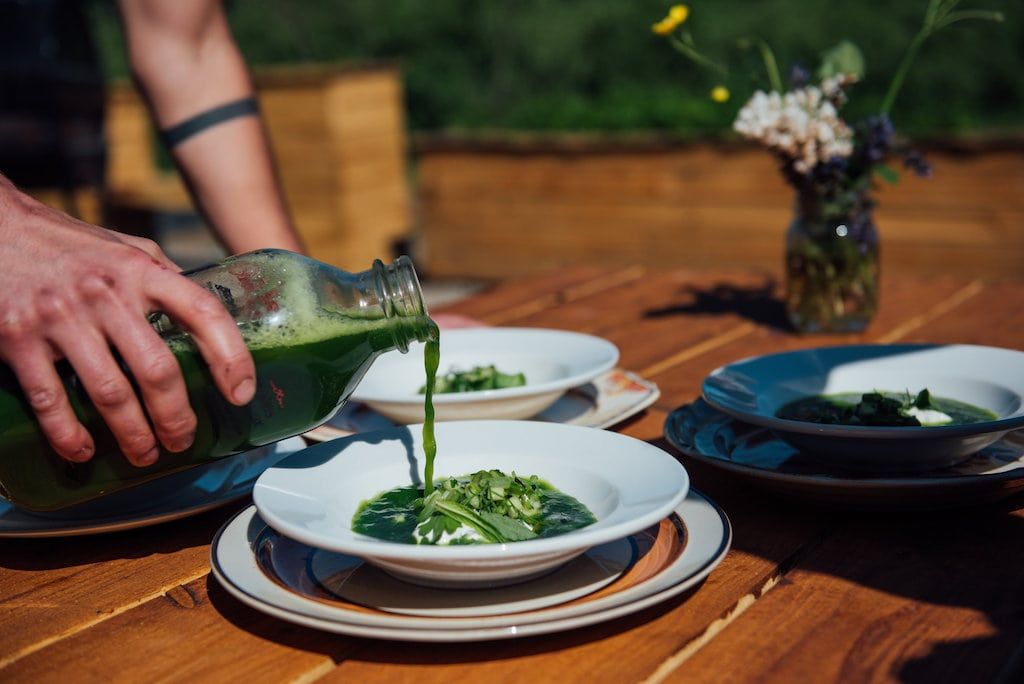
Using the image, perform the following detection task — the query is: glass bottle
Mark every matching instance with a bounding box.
[785,188,880,333]
[0,249,437,511]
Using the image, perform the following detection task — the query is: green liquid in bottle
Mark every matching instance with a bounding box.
[0,250,436,511]
[0,315,416,511]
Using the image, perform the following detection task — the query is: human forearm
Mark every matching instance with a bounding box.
[164,111,305,255]
[119,0,303,254]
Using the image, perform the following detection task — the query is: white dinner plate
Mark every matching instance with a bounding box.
[253,421,689,587]
[210,489,731,641]
[260,521,636,618]
[0,437,305,537]
[350,328,619,423]
[702,344,1024,472]
[665,400,1024,510]
[304,368,660,442]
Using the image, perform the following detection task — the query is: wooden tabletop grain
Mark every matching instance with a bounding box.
[2,268,1023,684]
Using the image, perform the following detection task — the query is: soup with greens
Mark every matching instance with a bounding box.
[353,470,596,545]
[776,389,997,427]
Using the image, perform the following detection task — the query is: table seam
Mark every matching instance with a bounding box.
[639,524,836,683]
[0,567,211,670]
[483,266,646,325]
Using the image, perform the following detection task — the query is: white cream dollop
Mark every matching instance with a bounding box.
[905,407,953,426]
[412,522,485,545]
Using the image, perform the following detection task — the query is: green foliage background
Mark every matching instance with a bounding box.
[91,0,1023,136]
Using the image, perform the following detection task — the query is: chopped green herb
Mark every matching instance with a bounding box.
[913,388,931,409]
[352,469,595,545]
[418,365,526,394]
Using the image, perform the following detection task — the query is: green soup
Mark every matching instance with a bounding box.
[352,474,597,545]
[776,390,997,427]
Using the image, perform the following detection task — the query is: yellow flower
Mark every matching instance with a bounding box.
[710,86,730,103]
[652,5,689,35]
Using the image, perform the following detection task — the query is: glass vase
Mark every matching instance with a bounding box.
[784,189,880,333]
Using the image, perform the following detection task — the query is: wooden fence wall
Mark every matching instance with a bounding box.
[26,74,1023,282]
[414,137,1024,280]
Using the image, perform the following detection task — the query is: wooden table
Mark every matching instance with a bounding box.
[3,268,1023,683]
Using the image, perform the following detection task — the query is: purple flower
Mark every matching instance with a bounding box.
[903,149,933,178]
[857,114,895,164]
[810,156,849,185]
[789,64,810,89]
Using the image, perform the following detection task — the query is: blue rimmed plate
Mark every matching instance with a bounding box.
[702,344,1024,472]
[665,399,1024,510]
[0,437,305,537]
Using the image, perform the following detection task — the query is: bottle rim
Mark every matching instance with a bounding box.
[373,255,432,352]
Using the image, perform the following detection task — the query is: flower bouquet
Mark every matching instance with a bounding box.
[654,0,1003,333]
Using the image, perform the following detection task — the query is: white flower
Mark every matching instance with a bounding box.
[822,73,858,104]
[732,81,854,176]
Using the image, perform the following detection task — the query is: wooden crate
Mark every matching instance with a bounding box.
[414,136,1024,280]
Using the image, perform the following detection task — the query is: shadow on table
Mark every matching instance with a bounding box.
[644,280,791,332]
[0,503,241,571]
[655,446,1024,683]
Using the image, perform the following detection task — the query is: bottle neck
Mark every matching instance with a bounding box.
[371,255,437,352]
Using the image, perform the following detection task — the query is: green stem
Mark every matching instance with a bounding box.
[880,30,927,115]
[753,39,783,93]
[924,0,945,26]
[881,2,1002,115]
[933,9,1004,30]
[668,36,728,76]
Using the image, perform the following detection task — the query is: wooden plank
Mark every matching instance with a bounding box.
[489,269,774,372]
[417,149,1024,210]
[0,505,238,668]
[416,145,1024,279]
[260,87,330,132]
[324,70,411,271]
[1,576,357,684]
[421,196,1024,278]
[251,63,401,90]
[668,507,1024,683]
[104,84,159,193]
[893,280,1024,349]
[437,267,630,323]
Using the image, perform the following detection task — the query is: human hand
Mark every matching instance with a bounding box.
[0,177,256,466]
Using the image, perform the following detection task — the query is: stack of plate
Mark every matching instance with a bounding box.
[666,344,1024,510]
[211,491,730,641]
[212,421,731,641]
